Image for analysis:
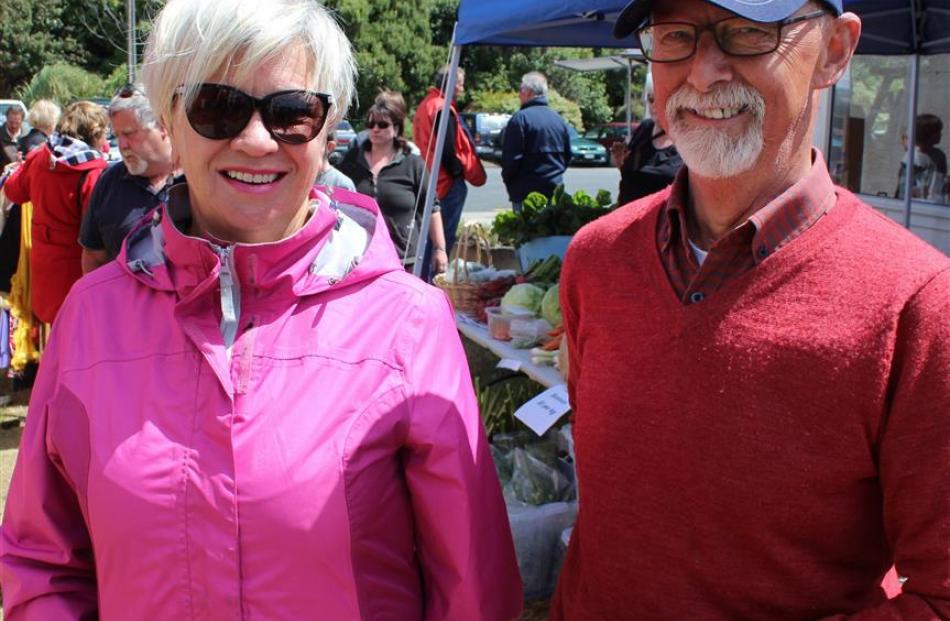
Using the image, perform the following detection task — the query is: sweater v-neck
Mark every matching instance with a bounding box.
[645,190,855,320]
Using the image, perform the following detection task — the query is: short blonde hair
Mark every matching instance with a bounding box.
[57,101,109,147]
[27,100,61,133]
[141,0,355,131]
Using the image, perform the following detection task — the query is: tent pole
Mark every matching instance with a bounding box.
[127,0,136,82]
[901,54,920,230]
[625,59,632,140]
[413,27,462,277]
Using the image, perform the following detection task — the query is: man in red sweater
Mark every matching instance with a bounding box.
[552,0,950,619]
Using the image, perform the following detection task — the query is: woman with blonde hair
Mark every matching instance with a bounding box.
[17,99,62,156]
[1,100,108,323]
[0,0,522,619]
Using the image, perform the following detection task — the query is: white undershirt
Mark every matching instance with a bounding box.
[688,238,708,266]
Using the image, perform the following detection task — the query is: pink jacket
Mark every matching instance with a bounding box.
[0,186,522,620]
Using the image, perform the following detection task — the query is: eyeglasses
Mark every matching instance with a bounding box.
[114,83,145,98]
[636,11,827,63]
[178,83,333,144]
[366,120,392,130]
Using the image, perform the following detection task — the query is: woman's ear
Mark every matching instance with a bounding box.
[813,12,862,89]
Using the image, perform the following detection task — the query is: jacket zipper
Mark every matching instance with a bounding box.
[212,244,241,353]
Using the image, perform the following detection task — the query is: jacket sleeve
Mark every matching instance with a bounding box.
[0,327,99,619]
[402,292,523,621]
[2,152,32,204]
[501,116,524,189]
[818,269,950,621]
[433,110,464,179]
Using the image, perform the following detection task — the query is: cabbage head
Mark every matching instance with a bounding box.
[540,284,561,326]
[501,283,545,315]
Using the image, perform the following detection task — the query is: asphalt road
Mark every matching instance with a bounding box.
[461,162,620,224]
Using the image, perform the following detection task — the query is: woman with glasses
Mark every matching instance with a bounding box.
[339,92,449,276]
[0,0,522,618]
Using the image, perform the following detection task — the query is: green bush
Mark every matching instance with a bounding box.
[16,63,108,107]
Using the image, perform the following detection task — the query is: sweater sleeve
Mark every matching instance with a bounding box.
[0,324,99,619]
[402,292,522,621]
[820,268,950,620]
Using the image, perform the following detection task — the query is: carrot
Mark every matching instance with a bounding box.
[547,325,565,338]
[541,334,563,351]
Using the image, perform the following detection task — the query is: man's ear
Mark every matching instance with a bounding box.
[814,12,862,89]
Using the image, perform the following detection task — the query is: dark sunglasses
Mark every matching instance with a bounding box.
[178,83,333,144]
[114,83,145,98]
[366,120,392,130]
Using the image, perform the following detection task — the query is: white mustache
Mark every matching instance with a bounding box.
[666,83,765,121]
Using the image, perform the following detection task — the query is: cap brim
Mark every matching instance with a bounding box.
[613,0,836,40]
[613,0,652,39]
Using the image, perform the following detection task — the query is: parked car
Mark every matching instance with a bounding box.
[0,99,30,131]
[460,112,510,160]
[584,122,637,151]
[568,126,608,166]
[329,119,356,165]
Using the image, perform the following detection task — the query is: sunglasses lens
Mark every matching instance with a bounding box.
[265,92,328,144]
[187,85,254,140]
[369,121,390,129]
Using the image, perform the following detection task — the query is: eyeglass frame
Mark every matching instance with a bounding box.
[635,10,829,63]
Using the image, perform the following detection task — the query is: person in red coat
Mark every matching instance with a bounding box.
[2,101,109,324]
[553,0,950,619]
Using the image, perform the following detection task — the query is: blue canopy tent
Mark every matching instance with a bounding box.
[414,0,950,273]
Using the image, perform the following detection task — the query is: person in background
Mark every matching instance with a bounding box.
[611,72,683,205]
[896,113,947,203]
[554,0,950,618]
[0,0,522,618]
[17,100,61,156]
[0,106,26,168]
[80,84,176,272]
[1,101,109,324]
[315,129,356,191]
[413,65,486,260]
[340,96,449,276]
[501,71,572,210]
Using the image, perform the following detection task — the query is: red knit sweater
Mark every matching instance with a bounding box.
[552,189,950,620]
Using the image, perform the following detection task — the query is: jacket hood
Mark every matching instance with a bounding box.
[45,132,106,173]
[118,184,405,303]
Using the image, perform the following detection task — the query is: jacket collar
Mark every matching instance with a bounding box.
[120,184,403,302]
[521,96,549,110]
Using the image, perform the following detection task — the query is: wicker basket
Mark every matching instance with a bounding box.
[434,225,496,315]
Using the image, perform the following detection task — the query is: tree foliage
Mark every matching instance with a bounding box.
[16,63,107,105]
[2,0,641,131]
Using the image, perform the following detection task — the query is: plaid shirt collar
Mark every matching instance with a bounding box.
[658,149,837,302]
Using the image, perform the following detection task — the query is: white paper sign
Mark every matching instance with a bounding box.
[496,358,523,372]
[514,384,572,436]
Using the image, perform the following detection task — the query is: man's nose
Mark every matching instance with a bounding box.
[685,31,735,93]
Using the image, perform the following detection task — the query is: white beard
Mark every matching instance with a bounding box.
[665,82,766,179]
[124,153,148,176]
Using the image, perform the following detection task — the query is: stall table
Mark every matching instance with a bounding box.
[455,313,564,388]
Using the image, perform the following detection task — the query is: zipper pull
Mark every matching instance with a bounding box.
[214,245,240,348]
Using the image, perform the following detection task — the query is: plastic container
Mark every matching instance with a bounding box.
[486,306,534,341]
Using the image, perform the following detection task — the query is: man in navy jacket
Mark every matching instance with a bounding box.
[501,72,572,210]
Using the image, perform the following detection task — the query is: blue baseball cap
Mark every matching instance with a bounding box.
[614,0,843,38]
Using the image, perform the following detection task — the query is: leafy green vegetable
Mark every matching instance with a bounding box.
[501,284,546,315]
[491,185,616,247]
[540,284,561,327]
